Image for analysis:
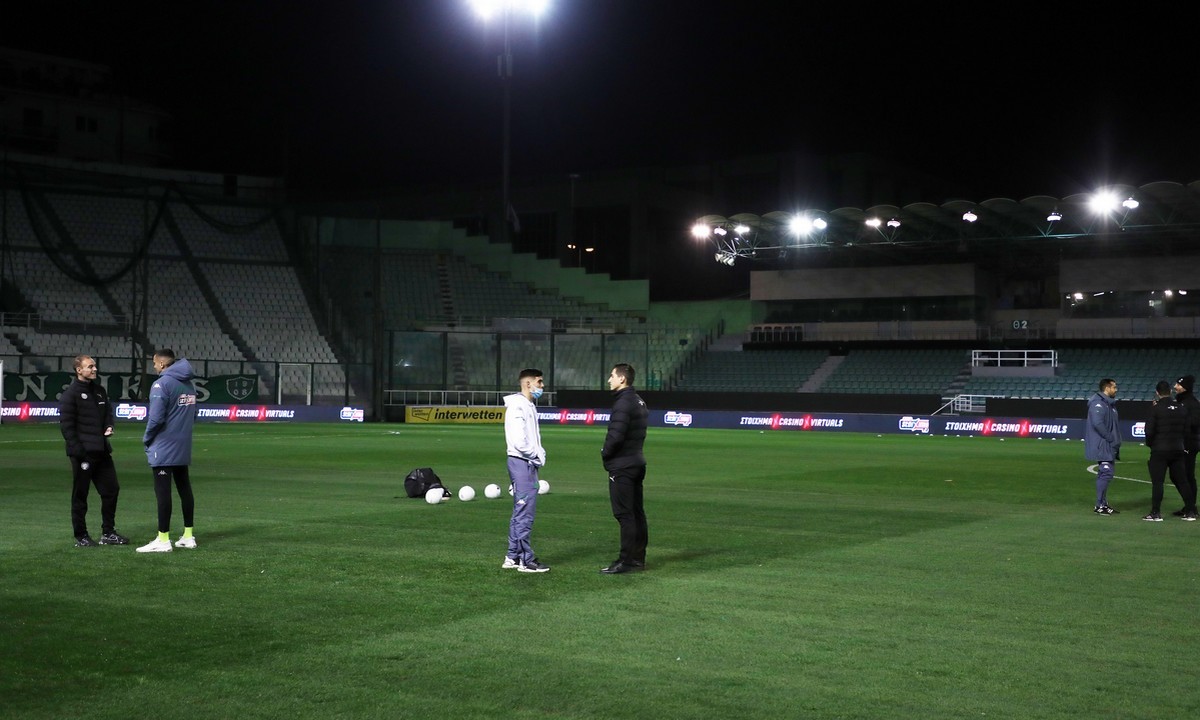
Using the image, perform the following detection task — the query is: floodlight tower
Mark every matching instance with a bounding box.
[471,0,548,247]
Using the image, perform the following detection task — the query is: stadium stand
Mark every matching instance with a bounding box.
[674,348,828,392]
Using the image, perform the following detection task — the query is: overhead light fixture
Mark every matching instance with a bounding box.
[962,210,978,223]
[1073,292,1084,300]
[886,218,901,228]
[865,218,881,228]
[1089,191,1120,214]
[734,224,750,235]
[690,223,711,239]
[1122,196,1139,210]
[812,218,827,230]
[789,216,814,236]
[1047,210,1062,222]
[713,226,727,236]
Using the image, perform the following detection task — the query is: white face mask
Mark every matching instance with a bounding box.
[530,387,543,400]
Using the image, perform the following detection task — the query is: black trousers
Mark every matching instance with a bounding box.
[151,465,195,534]
[70,455,119,539]
[1184,450,1199,512]
[1147,450,1188,514]
[608,465,648,563]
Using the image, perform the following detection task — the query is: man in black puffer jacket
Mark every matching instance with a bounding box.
[600,363,649,574]
[1171,374,1200,519]
[1143,380,1191,522]
[59,355,128,547]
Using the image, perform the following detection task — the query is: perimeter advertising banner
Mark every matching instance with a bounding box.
[2,402,364,423]
[529,407,1110,442]
[405,406,505,424]
[381,403,1126,440]
[3,372,259,403]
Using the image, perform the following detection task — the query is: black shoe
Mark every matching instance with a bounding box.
[600,561,634,575]
[1093,506,1116,515]
[1172,508,1187,517]
[75,535,98,547]
[628,559,646,568]
[99,532,129,545]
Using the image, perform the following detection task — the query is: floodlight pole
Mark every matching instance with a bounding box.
[499,8,513,248]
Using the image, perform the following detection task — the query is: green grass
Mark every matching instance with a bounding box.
[1,422,1195,719]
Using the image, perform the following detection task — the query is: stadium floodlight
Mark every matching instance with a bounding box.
[886,218,901,228]
[734,224,750,235]
[1073,292,1084,300]
[1088,191,1120,214]
[962,210,978,223]
[1047,209,1062,222]
[691,223,711,239]
[713,226,728,236]
[1122,196,1139,210]
[865,217,881,228]
[813,217,827,230]
[789,216,814,235]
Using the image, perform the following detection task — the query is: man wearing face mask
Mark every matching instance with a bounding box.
[501,368,550,573]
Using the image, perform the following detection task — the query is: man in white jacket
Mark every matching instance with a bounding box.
[502,368,550,572]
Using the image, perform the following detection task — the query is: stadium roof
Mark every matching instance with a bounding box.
[696,180,1200,266]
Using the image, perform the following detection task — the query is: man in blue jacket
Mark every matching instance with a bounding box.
[1085,378,1121,515]
[136,349,199,553]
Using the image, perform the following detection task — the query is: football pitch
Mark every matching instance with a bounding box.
[1,421,1194,720]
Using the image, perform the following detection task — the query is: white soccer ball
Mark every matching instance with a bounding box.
[538,479,550,495]
[458,485,476,502]
[484,483,502,499]
[425,487,446,505]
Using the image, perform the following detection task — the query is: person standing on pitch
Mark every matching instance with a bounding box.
[1085,378,1122,515]
[1143,380,1192,522]
[59,354,129,547]
[1170,374,1200,519]
[600,363,649,575]
[501,368,550,573]
[136,349,199,553]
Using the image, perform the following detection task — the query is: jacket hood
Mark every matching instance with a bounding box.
[503,392,529,408]
[161,358,196,383]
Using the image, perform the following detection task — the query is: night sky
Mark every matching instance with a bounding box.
[4,1,1199,204]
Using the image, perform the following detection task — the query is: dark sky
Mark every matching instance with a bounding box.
[4,1,1199,202]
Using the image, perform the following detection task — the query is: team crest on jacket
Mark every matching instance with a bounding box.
[226,376,255,401]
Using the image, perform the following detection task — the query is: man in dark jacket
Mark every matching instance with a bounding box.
[136,349,199,553]
[1143,380,1192,522]
[1170,374,1200,519]
[600,363,649,574]
[59,355,128,547]
[1084,378,1121,514]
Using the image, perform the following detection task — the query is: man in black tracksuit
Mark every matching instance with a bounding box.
[1171,374,1200,518]
[600,363,649,574]
[1143,380,1192,522]
[59,355,128,546]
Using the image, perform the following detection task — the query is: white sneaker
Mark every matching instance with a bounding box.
[136,538,173,553]
[175,536,197,549]
[501,556,519,569]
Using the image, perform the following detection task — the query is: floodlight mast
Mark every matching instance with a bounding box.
[471,1,548,248]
